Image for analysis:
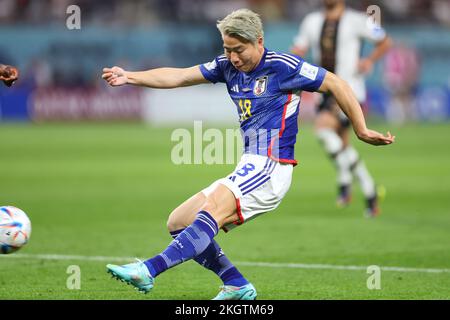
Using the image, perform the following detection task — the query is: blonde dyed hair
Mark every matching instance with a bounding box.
[217,9,264,44]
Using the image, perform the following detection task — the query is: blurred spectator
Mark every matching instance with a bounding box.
[1,0,450,26]
[383,44,421,123]
[248,0,285,21]
[33,59,53,88]
[0,0,16,22]
[432,0,450,27]
[0,0,448,92]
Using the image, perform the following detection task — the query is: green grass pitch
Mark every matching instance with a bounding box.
[0,122,449,299]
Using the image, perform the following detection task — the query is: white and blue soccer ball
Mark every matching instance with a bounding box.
[0,206,32,254]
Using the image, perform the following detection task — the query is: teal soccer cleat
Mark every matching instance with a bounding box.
[212,283,257,300]
[106,259,154,294]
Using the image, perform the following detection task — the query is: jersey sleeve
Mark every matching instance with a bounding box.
[279,58,327,92]
[199,57,226,84]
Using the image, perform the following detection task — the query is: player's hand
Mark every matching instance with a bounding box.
[0,65,19,87]
[358,58,374,75]
[102,66,128,86]
[357,129,395,146]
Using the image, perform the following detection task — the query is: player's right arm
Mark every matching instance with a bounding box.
[102,65,209,88]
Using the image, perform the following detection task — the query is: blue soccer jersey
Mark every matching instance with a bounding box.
[199,48,326,165]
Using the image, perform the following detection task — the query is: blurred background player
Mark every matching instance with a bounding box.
[291,0,393,217]
[0,64,19,87]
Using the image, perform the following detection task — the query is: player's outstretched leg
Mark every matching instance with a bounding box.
[170,229,257,300]
[107,210,219,294]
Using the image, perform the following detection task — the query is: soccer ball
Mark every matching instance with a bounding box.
[0,206,32,254]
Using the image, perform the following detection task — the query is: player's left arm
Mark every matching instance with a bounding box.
[318,71,395,146]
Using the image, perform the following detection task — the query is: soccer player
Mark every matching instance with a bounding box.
[0,64,19,87]
[102,9,394,300]
[291,0,393,216]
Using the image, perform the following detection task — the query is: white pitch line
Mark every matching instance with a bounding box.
[234,261,450,274]
[1,253,450,274]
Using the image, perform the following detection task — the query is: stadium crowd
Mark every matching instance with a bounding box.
[0,0,450,26]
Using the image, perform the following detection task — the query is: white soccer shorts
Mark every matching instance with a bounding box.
[201,153,293,232]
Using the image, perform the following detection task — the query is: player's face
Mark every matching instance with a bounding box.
[223,34,264,73]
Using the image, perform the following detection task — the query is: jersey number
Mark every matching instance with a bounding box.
[236,163,255,177]
[238,99,252,121]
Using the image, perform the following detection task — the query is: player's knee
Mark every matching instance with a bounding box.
[166,211,185,233]
[166,215,176,232]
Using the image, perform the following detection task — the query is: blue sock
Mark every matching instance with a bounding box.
[144,211,218,277]
[170,229,249,287]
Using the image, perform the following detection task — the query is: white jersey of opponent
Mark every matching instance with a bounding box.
[293,9,386,102]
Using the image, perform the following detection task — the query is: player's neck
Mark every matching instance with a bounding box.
[248,47,265,73]
[325,3,345,20]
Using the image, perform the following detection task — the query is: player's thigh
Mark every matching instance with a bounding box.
[167,184,238,231]
[201,183,238,229]
[167,192,206,231]
[314,110,340,131]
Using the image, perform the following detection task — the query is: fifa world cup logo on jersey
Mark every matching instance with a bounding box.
[253,76,268,96]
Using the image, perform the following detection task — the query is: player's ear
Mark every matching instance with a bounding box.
[257,37,264,48]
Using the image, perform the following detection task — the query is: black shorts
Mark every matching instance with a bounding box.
[317,93,351,128]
